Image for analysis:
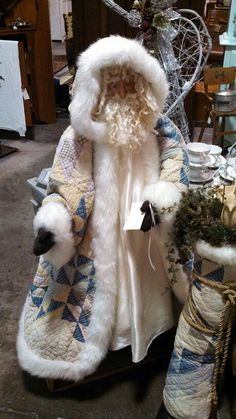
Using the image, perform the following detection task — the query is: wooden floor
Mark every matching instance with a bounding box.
[51,41,67,73]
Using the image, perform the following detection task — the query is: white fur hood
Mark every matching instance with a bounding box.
[69,35,169,142]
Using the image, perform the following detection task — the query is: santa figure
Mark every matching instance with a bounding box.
[17,36,189,382]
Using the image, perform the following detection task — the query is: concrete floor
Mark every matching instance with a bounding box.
[0,116,171,419]
[0,117,233,419]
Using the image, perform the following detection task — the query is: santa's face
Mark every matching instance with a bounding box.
[93,66,159,150]
[106,78,136,98]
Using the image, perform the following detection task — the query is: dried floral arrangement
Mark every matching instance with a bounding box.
[131,0,177,44]
[172,187,236,264]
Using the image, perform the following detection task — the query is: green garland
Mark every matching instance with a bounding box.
[172,188,236,263]
[152,12,169,29]
[132,0,170,31]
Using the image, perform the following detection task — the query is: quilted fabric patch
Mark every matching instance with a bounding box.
[30,255,96,345]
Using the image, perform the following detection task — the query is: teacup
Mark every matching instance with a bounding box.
[187,142,211,165]
[189,165,204,181]
[209,145,222,166]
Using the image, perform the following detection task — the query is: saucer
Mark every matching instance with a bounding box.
[189,170,215,184]
[189,160,208,168]
[189,155,225,169]
[219,166,236,182]
[189,156,212,168]
[206,155,226,169]
[189,161,203,168]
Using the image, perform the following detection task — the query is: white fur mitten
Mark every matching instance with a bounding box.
[33,201,75,269]
[143,180,182,223]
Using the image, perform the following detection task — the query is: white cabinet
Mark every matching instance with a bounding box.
[0,40,26,136]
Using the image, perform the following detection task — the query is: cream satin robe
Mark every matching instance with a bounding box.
[109,141,175,362]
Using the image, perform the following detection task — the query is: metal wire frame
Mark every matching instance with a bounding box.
[177,9,212,88]
[103,0,129,20]
[162,10,212,139]
[103,0,142,26]
[164,16,203,114]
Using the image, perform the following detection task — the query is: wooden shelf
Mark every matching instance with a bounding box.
[0,26,35,34]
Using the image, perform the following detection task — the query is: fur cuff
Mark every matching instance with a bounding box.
[143,181,181,222]
[34,202,75,268]
[196,240,236,266]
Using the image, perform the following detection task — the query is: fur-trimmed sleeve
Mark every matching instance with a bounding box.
[143,115,189,220]
[157,114,189,193]
[42,125,95,244]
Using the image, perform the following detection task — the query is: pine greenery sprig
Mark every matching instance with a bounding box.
[172,188,236,263]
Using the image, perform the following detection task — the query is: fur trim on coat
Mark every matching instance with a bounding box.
[69,35,169,142]
[17,115,189,382]
[196,240,236,266]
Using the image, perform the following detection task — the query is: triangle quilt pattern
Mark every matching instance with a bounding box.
[205,266,224,282]
[73,323,85,343]
[79,309,90,327]
[76,197,87,220]
[67,289,82,306]
[47,299,65,313]
[62,305,77,323]
[36,305,46,320]
[55,267,71,285]
[194,259,202,274]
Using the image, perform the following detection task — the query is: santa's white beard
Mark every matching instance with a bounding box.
[97,93,157,150]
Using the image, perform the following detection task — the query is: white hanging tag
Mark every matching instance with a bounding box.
[123,202,145,230]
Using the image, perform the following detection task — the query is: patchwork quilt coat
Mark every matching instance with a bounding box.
[17,36,189,382]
